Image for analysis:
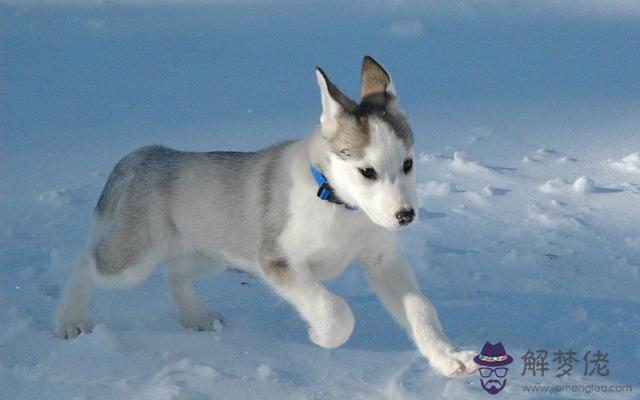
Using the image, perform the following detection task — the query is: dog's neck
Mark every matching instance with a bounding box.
[307,129,331,173]
[305,129,358,210]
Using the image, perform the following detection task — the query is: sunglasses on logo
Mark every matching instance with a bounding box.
[479,367,508,378]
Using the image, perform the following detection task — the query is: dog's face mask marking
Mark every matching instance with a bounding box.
[316,56,417,231]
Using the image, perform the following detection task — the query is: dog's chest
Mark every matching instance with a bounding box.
[306,244,358,280]
[281,211,370,280]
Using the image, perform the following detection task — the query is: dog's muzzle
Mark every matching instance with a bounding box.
[395,208,415,226]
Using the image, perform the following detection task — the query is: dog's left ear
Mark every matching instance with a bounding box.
[361,55,398,109]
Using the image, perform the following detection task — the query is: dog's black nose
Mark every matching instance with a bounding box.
[395,208,415,226]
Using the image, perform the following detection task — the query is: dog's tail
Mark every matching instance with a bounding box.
[95,155,136,215]
[90,147,151,246]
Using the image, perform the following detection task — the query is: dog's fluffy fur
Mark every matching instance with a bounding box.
[54,56,477,377]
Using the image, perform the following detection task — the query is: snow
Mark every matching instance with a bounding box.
[572,176,596,195]
[539,178,570,195]
[38,187,90,207]
[2,1,640,399]
[389,20,425,39]
[611,152,640,174]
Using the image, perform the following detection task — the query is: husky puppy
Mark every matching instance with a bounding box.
[54,56,476,376]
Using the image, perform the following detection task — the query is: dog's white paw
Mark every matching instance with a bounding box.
[308,296,355,349]
[430,349,478,377]
[180,309,224,332]
[54,315,93,339]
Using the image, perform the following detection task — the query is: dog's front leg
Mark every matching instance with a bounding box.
[360,246,477,377]
[260,257,355,349]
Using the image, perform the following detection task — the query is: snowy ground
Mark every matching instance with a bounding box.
[2,1,640,399]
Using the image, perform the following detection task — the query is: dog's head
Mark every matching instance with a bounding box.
[315,56,416,231]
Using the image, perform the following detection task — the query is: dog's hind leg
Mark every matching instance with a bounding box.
[165,252,226,331]
[54,215,111,339]
[54,251,97,339]
[54,211,163,339]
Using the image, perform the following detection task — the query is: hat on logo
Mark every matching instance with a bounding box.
[473,342,514,367]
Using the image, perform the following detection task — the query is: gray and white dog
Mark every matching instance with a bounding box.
[54,56,477,377]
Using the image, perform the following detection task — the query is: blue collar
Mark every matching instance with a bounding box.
[309,165,358,211]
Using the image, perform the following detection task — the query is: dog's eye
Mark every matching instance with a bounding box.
[359,167,377,180]
[403,159,413,174]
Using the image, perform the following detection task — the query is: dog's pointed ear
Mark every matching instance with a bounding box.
[315,67,356,127]
[361,55,397,104]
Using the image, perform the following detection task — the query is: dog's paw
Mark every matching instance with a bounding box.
[180,309,224,332]
[308,296,355,349]
[430,349,478,377]
[54,317,93,339]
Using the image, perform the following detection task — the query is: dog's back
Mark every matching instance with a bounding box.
[91,142,298,275]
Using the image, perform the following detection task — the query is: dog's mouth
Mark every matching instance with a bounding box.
[358,204,417,231]
[367,215,415,232]
[363,211,400,231]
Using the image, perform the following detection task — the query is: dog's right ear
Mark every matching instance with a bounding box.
[315,68,356,129]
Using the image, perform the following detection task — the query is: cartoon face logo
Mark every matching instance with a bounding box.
[474,342,513,395]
